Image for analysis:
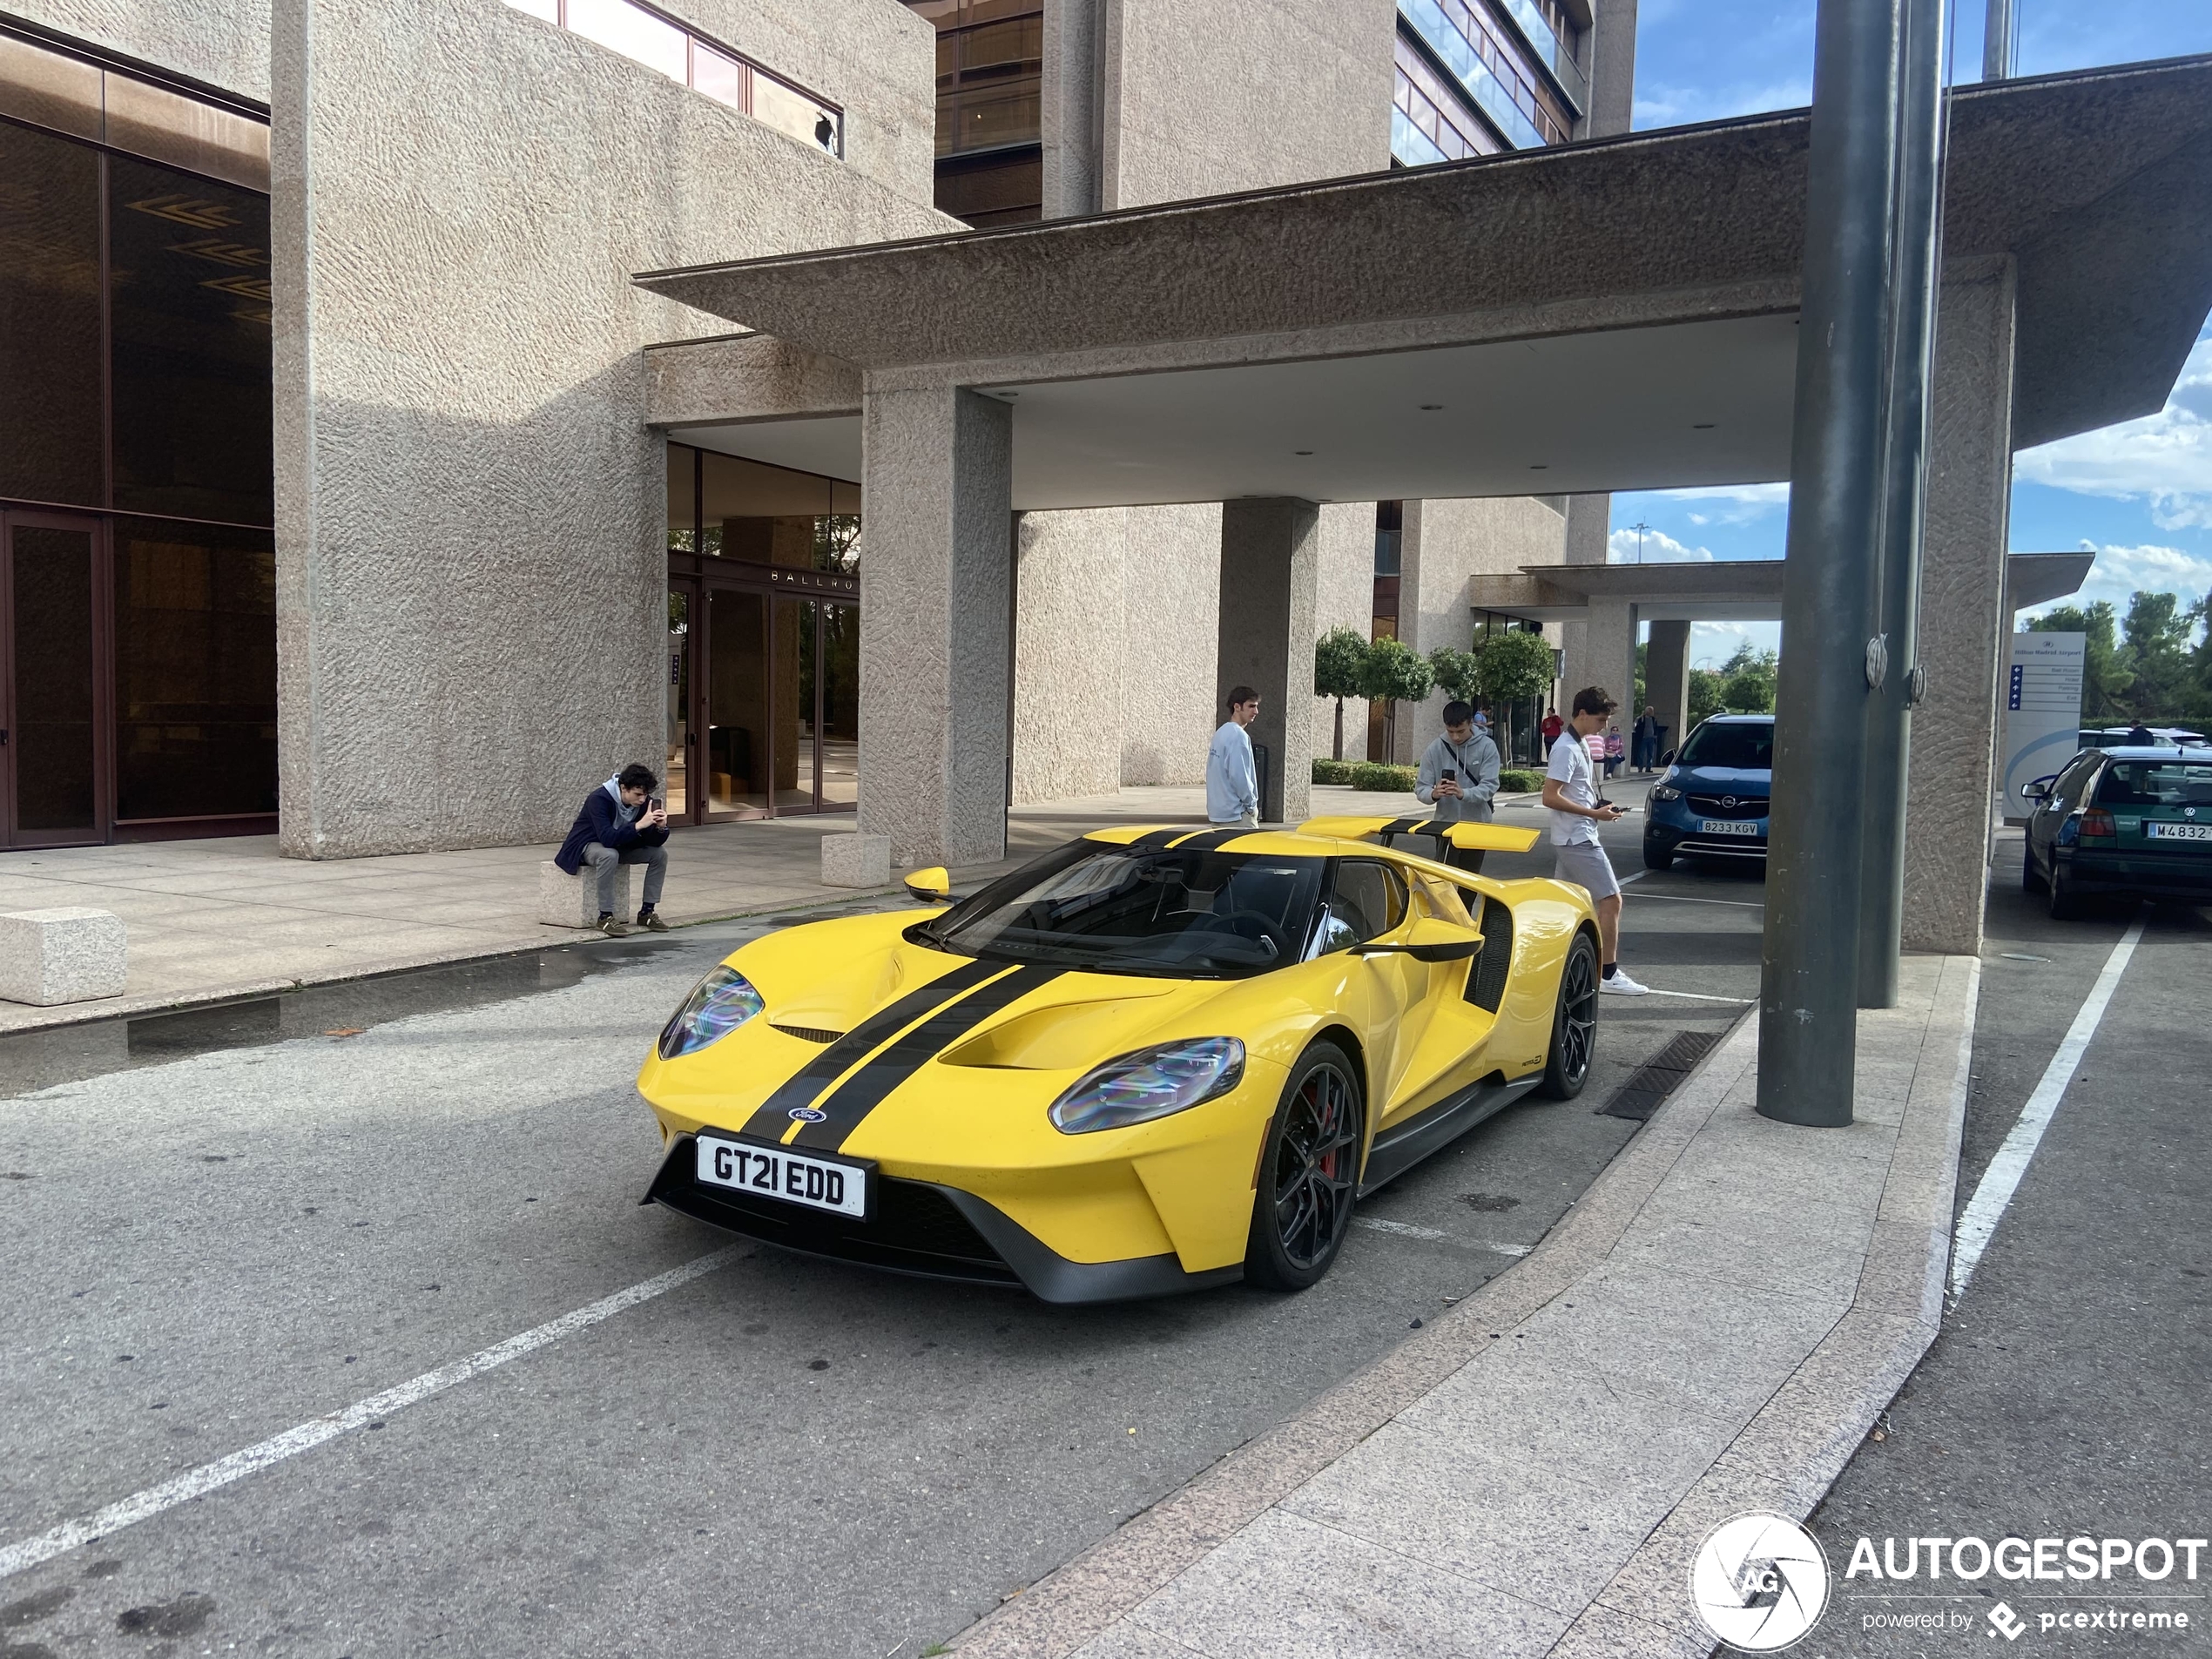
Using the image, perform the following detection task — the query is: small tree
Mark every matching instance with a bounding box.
[1688,667,1724,724]
[1313,626,1369,761]
[1427,646,1481,707]
[1473,630,1555,706]
[1718,643,1778,714]
[1357,637,1433,755]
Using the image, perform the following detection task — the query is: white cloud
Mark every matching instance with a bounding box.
[1608,527,1714,563]
[1637,482,1791,526]
[2016,542,2212,637]
[2014,330,2212,529]
[1689,620,1783,665]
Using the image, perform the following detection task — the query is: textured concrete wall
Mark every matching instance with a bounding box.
[271,0,951,857]
[1098,0,1393,210]
[1905,260,2016,954]
[1395,496,1569,761]
[1042,0,1102,218]
[11,0,271,99]
[1587,0,1637,139]
[1119,503,1223,786]
[859,385,1014,865]
[1643,617,1690,756]
[1012,508,1127,803]
[1312,502,1373,762]
[644,334,863,426]
[1217,499,1318,824]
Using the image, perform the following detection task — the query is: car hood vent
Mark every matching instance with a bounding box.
[770,1022,846,1044]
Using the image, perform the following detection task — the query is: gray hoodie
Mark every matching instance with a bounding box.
[1414,731,1501,823]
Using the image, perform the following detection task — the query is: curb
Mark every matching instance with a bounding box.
[949,960,1978,1657]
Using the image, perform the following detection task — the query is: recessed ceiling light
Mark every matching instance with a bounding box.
[1419,404,1444,411]
[1529,463,1548,470]
[1295,450,1313,455]
[1692,421,1716,429]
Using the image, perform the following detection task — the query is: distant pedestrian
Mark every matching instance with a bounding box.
[556,762,671,936]
[1543,687,1647,995]
[2126,723,2155,745]
[1603,722,1625,779]
[1207,686,1261,829]
[1633,705,1661,771]
[1541,705,1564,750]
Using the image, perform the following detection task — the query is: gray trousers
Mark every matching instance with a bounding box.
[581,840,667,915]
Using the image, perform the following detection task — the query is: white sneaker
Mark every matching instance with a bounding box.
[1599,968,1651,995]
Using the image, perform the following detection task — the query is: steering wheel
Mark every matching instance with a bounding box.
[1197,910,1291,960]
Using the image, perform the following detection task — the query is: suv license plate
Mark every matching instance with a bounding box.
[2148,821,2211,841]
[1697,819,1760,836]
[695,1135,867,1218]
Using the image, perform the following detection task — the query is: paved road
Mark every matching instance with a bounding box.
[0,806,1748,1659]
[1809,827,2212,1656]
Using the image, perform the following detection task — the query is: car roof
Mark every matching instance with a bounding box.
[2086,746,2208,760]
[1078,825,1486,867]
[1699,712,1774,724]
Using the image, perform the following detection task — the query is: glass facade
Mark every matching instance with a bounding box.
[901,0,1042,226]
[665,442,861,820]
[502,0,844,156]
[1391,0,1581,167]
[0,24,275,846]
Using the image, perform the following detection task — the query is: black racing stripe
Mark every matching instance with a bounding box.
[1171,827,1249,852]
[1385,816,1429,836]
[736,959,1001,1139]
[794,965,1068,1151]
[1128,827,1186,848]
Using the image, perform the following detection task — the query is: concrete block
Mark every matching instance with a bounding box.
[0,908,127,1005]
[820,833,892,888]
[537,860,626,928]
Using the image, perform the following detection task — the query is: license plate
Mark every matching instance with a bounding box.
[1698,819,1761,836]
[2148,821,2212,841]
[695,1134,868,1218]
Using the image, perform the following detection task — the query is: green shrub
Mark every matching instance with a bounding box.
[1499,769,1544,793]
[1311,758,1356,785]
[1347,762,1418,792]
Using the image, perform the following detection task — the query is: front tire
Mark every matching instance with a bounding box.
[1244,1042,1365,1291]
[1643,839,1676,872]
[2047,858,2083,921]
[2023,841,2047,894]
[1539,932,1601,1100]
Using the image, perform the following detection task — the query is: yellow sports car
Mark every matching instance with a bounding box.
[637,818,1600,1302]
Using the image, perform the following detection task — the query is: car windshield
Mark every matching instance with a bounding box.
[912,841,1325,978]
[2095,760,2212,807]
[1678,721,1773,770]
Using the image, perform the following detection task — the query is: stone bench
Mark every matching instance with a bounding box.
[537,860,630,928]
[0,907,127,1006]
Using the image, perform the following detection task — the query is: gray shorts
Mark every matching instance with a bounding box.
[1552,840,1621,901]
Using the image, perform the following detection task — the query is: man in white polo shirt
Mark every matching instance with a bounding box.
[1543,685,1648,995]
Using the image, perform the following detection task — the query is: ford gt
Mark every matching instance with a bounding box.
[637,817,1601,1302]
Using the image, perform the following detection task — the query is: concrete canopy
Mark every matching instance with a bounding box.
[637,56,2212,512]
[1467,551,2092,623]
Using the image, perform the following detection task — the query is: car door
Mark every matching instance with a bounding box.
[1306,859,1426,1117]
[1379,872,1501,1128]
[2034,752,2101,872]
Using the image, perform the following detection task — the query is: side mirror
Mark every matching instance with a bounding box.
[1357,917,1483,964]
[1657,748,1676,767]
[2022,779,2053,803]
[904,866,952,903]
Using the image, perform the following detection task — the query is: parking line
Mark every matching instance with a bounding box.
[0,1245,742,1582]
[1950,917,2145,1299]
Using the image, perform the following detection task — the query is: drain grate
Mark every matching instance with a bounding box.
[1596,1030,1720,1121]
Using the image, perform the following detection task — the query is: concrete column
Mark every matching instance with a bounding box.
[1554,494,1610,724]
[1041,0,1101,217]
[1644,618,1691,758]
[1588,0,1639,139]
[1903,259,2017,954]
[1567,597,1639,729]
[858,383,1015,867]
[1217,498,1318,825]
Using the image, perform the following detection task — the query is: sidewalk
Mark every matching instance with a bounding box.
[0,785,1439,1035]
[954,955,1978,1659]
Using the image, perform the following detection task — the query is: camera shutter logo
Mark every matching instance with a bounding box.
[1689,1513,1830,1651]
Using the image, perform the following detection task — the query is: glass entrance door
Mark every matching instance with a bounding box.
[3,512,106,846]
[703,585,770,819]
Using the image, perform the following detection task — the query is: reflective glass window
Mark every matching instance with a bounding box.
[691,40,747,109]
[567,0,689,83]
[107,156,273,525]
[10,522,99,833]
[0,122,104,507]
[112,521,278,818]
[753,71,840,153]
[667,442,698,552]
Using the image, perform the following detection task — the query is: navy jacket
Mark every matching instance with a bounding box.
[555,786,669,873]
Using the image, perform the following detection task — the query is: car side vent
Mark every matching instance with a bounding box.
[770,1022,845,1044]
[1466,898,1512,1013]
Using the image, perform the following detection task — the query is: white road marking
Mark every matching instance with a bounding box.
[1629,988,1756,1004]
[1950,918,2145,1299]
[1352,1217,1530,1256]
[0,1246,742,1581]
[1624,893,1765,909]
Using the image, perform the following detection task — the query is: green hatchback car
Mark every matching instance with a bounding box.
[2023,747,2212,919]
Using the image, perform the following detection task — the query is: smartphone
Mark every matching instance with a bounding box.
[1442,768,1457,782]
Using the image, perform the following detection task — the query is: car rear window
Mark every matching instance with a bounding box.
[2095,761,2212,807]
[1678,722,1774,770]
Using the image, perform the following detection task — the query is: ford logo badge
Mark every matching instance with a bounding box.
[787,1107,828,1123]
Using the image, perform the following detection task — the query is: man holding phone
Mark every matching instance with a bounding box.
[1542,687,1648,995]
[555,762,672,936]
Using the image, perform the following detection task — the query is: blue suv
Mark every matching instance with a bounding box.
[1643,714,1773,870]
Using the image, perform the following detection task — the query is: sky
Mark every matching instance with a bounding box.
[1608,1,2212,668]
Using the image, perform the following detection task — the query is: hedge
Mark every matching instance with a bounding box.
[1311,759,1356,785]
[1314,759,1547,794]
[1500,769,1544,793]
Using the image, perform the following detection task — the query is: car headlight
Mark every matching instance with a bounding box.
[1049,1038,1246,1135]
[658,966,765,1059]
[1650,785,1683,801]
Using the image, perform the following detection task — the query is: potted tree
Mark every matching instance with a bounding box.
[1313,626,1369,762]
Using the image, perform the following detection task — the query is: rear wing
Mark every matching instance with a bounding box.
[1297,815,1541,854]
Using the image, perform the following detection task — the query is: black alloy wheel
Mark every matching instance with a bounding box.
[2023,840,2047,894]
[1539,931,1600,1100]
[2047,857,2083,921]
[1643,838,1676,872]
[1245,1042,1364,1291]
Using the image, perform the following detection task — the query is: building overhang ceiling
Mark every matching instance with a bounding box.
[641,55,2212,512]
